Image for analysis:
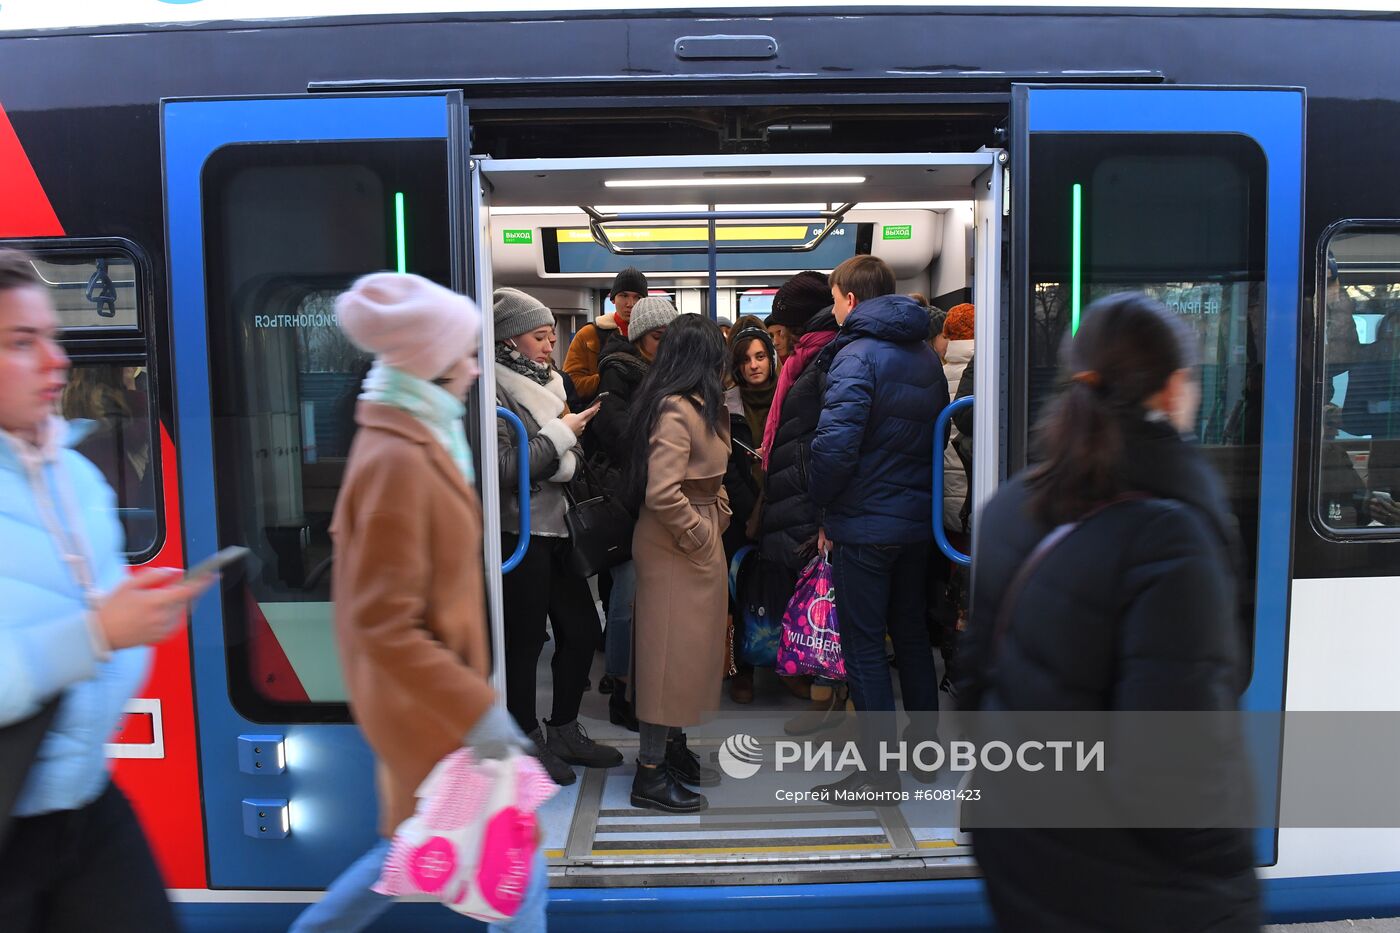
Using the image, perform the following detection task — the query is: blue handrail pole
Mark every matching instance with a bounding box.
[933,396,974,567]
[496,406,531,572]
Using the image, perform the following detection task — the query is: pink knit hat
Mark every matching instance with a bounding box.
[336,273,482,381]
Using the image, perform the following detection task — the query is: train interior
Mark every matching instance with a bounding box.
[203,148,998,882]
[477,154,995,878]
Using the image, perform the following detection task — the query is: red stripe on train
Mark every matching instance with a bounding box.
[0,103,63,237]
[111,422,208,888]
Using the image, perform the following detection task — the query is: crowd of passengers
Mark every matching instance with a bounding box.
[489,259,978,812]
[0,242,1260,931]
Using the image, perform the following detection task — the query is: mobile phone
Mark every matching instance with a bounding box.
[732,437,761,461]
[184,546,250,582]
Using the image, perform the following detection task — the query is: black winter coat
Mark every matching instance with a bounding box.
[721,386,762,556]
[958,417,1259,933]
[759,312,838,572]
[587,333,648,468]
[809,294,947,544]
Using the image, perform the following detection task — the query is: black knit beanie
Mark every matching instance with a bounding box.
[610,267,649,299]
[767,270,833,330]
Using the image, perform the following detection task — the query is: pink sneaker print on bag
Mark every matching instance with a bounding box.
[375,748,556,923]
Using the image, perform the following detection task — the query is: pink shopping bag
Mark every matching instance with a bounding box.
[375,749,557,922]
[776,554,845,680]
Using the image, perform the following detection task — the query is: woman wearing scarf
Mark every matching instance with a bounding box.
[722,322,779,703]
[291,273,547,933]
[492,287,623,787]
[757,271,849,732]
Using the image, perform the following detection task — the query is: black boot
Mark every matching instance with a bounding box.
[546,719,623,769]
[666,732,721,787]
[631,761,708,813]
[527,726,577,787]
[609,689,639,732]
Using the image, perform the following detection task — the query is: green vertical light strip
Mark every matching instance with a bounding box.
[394,192,407,274]
[1070,182,1083,335]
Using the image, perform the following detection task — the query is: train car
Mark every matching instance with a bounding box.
[2,3,1399,929]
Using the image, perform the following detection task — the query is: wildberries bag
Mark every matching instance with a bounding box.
[776,554,845,680]
[374,749,557,922]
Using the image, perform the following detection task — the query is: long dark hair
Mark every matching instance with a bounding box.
[1027,292,1195,525]
[622,314,728,509]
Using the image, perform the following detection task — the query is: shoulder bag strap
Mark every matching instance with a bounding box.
[0,696,63,850]
[991,493,1152,658]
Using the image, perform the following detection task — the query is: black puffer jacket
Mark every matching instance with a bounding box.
[759,311,839,572]
[587,332,649,467]
[722,386,762,556]
[958,417,1258,933]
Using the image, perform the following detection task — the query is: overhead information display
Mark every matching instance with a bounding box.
[541,222,873,274]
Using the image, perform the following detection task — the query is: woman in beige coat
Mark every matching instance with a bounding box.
[291,273,547,933]
[621,314,732,813]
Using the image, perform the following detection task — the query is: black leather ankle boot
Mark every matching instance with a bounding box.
[630,761,708,813]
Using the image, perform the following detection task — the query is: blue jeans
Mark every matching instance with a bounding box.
[832,541,938,732]
[604,560,636,679]
[288,839,549,932]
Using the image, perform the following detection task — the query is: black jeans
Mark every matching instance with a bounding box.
[0,782,178,933]
[502,533,601,734]
[833,540,939,745]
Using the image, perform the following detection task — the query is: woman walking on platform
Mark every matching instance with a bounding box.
[623,314,731,813]
[958,293,1259,933]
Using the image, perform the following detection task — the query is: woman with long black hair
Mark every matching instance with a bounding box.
[623,314,731,812]
[721,322,778,703]
[958,292,1259,932]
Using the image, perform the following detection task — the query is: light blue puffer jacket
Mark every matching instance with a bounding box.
[0,421,149,817]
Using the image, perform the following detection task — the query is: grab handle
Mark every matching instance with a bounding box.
[933,396,973,567]
[496,406,531,573]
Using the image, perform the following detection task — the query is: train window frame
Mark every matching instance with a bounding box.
[0,237,165,564]
[1313,219,1400,541]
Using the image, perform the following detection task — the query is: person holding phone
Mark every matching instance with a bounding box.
[0,248,215,932]
[493,287,623,786]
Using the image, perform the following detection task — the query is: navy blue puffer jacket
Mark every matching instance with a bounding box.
[809,294,947,544]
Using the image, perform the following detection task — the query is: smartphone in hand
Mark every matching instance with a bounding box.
[184,546,250,582]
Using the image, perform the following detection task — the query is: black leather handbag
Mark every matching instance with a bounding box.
[0,696,62,852]
[562,456,634,578]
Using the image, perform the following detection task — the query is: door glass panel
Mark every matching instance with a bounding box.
[1319,226,1400,531]
[61,362,160,557]
[1027,133,1267,650]
[202,140,450,723]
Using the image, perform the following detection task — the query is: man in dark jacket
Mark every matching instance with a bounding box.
[810,255,947,790]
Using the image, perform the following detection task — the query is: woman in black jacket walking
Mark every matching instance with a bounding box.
[957,293,1259,933]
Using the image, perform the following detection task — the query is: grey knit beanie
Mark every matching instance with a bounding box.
[493,287,554,341]
[629,296,680,344]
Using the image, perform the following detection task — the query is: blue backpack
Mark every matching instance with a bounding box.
[729,545,783,667]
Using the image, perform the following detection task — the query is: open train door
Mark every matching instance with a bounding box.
[1003,85,1305,860]
[161,92,505,891]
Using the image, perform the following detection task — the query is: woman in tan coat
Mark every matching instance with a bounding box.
[290,273,547,933]
[622,314,732,813]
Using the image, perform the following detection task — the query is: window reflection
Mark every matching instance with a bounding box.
[1320,228,1400,530]
[62,363,159,554]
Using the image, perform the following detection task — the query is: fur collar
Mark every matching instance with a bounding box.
[495,363,567,426]
[596,312,620,331]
